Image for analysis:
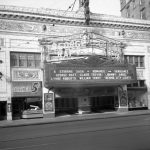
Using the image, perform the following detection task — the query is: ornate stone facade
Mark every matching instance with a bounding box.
[0,5,150,120]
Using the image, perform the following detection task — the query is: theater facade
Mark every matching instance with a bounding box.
[0,5,150,120]
[39,31,137,117]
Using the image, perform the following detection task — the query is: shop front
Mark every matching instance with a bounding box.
[11,81,43,119]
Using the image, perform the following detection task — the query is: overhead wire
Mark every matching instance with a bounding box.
[63,0,77,15]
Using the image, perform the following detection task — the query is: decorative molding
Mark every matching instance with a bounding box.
[50,55,129,68]
[10,39,39,49]
[0,19,150,41]
[0,20,40,33]
[0,5,150,31]
[12,68,42,81]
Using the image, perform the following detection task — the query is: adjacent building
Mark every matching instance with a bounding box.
[0,4,150,120]
[120,0,150,20]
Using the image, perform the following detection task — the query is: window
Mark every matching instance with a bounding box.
[24,97,42,111]
[124,55,144,68]
[19,53,27,67]
[139,56,144,67]
[127,80,146,88]
[139,0,145,5]
[134,56,138,67]
[0,38,4,46]
[129,56,134,64]
[133,82,138,87]
[140,8,146,19]
[139,80,145,87]
[11,52,41,68]
[35,54,41,68]
[27,54,35,68]
[126,5,130,17]
[132,0,136,9]
[10,53,19,67]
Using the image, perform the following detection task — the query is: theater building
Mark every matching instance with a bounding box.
[0,5,150,120]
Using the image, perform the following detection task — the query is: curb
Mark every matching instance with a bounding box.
[1,111,150,128]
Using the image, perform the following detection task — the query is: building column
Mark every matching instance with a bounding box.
[116,85,128,112]
[7,97,12,120]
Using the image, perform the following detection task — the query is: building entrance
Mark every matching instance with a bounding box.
[0,101,7,120]
[91,96,115,112]
[55,96,116,115]
[12,98,24,120]
[55,98,78,115]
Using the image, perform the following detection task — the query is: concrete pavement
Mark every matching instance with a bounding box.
[0,110,150,128]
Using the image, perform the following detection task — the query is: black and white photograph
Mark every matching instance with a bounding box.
[0,0,150,149]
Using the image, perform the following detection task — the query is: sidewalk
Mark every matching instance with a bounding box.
[1,110,150,128]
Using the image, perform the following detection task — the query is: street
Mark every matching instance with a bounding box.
[0,114,150,150]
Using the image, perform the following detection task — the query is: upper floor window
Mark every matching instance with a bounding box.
[124,55,144,68]
[139,0,145,5]
[140,8,146,19]
[126,5,130,17]
[10,52,41,68]
[0,38,4,47]
[132,0,136,9]
[127,80,146,88]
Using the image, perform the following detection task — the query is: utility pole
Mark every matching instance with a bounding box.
[79,0,90,25]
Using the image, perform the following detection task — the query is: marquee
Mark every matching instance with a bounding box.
[44,55,137,88]
[39,31,125,62]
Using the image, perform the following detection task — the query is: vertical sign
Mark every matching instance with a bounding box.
[44,93,54,112]
[118,85,128,107]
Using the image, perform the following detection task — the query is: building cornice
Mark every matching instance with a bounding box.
[0,5,150,31]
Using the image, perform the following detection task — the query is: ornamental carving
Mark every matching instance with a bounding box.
[0,19,150,40]
[0,20,39,32]
[12,69,41,81]
[39,31,124,62]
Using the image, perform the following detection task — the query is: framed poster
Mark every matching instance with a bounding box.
[44,93,54,112]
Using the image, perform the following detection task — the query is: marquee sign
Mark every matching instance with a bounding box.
[39,31,125,62]
[50,68,134,81]
[44,56,137,88]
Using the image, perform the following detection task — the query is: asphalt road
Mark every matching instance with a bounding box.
[0,114,150,150]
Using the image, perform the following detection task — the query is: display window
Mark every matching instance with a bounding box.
[128,91,148,109]
[24,97,42,111]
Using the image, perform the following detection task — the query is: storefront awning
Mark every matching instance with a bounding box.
[44,55,137,89]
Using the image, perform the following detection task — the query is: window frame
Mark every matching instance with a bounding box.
[124,55,145,68]
[10,52,41,68]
